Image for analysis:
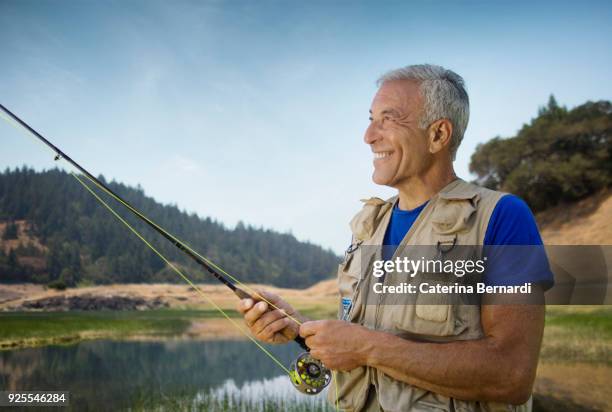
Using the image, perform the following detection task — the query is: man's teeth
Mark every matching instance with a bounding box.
[374,152,391,159]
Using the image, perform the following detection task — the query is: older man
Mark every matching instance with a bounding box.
[238,64,552,411]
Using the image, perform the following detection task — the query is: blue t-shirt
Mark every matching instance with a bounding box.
[382,194,554,288]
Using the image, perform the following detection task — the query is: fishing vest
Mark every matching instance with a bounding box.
[330,179,533,412]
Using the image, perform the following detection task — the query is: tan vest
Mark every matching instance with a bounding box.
[330,179,532,412]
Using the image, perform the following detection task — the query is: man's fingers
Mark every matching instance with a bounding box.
[310,349,323,362]
[258,289,278,301]
[255,289,283,307]
[305,336,313,348]
[244,301,268,327]
[252,309,286,335]
[299,320,322,338]
[260,317,291,341]
[237,288,298,345]
[237,298,254,314]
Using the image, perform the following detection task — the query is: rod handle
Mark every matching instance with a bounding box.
[294,335,309,352]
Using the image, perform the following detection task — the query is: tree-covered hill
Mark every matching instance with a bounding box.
[0,168,340,288]
[470,97,611,212]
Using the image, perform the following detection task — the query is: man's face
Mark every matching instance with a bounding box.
[364,80,431,187]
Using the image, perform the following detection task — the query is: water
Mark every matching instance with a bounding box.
[0,339,329,411]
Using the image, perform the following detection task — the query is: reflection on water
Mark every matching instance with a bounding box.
[208,375,329,405]
[0,339,312,411]
[206,375,330,410]
[2,338,610,411]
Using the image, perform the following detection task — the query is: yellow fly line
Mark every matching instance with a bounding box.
[79,171,305,327]
[71,171,293,375]
[1,108,341,410]
[0,109,291,370]
[0,108,300,326]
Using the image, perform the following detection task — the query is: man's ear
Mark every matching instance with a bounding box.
[427,119,453,154]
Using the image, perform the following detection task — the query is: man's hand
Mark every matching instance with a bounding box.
[299,320,372,371]
[237,290,302,344]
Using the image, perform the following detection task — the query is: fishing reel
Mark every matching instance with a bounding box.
[289,352,331,395]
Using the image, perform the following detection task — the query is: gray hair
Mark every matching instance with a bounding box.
[377,64,469,160]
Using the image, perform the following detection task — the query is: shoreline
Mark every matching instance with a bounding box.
[0,281,339,312]
[0,306,609,364]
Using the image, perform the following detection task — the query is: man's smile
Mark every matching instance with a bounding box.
[373,151,393,161]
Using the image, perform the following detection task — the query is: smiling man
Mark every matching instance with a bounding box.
[238,64,552,411]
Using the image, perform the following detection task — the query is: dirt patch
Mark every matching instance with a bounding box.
[0,220,46,254]
[535,362,612,411]
[0,282,338,312]
[538,189,612,245]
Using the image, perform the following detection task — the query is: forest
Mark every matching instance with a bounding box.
[0,168,340,288]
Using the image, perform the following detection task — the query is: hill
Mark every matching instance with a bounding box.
[0,168,340,288]
[537,188,611,245]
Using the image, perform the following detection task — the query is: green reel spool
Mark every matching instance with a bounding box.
[289,352,331,395]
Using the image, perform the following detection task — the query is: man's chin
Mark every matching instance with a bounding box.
[372,173,396,188]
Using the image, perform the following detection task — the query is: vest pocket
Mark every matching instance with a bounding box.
[378,373,453,411]
[328,367,370,411]
[415,303,451,323]
[392,281,467,337]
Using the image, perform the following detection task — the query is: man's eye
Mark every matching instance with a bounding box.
[368,117,373,122]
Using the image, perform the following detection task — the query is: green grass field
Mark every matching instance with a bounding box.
[0,305,610,364]
[0,309,221,349]
[0,306,336,350]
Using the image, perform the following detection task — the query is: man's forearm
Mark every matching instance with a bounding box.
[367,331,512,400]
[300,305,543,404]
[363,328,534,404]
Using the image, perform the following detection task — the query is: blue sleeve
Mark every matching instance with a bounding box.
[483,195,554,289]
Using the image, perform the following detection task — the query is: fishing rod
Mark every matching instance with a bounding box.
[0,103,331,396]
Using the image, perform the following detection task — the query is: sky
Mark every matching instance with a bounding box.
[1,0,611,254]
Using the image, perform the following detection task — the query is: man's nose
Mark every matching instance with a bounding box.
[364,122,382,145]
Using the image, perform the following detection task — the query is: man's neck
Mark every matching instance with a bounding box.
[395,166,457,211]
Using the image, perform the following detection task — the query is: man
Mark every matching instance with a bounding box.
[238,64,553,411]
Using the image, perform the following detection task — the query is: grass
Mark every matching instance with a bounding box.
[1,304,610,364]
[0,309,238,350]
[541,306,612,364]
[0,302,336,351]
[296,304,337,320]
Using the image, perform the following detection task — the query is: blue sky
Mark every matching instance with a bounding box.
[1,0,611,254]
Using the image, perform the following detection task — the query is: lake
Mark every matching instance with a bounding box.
[0,339,333,411]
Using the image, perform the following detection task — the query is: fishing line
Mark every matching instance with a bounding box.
[0,104,337,401]
[79,171,305,327]
[71,171,293,375]
[76,173,341,404]
[0,108,290,371]
[0,107,303,327]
